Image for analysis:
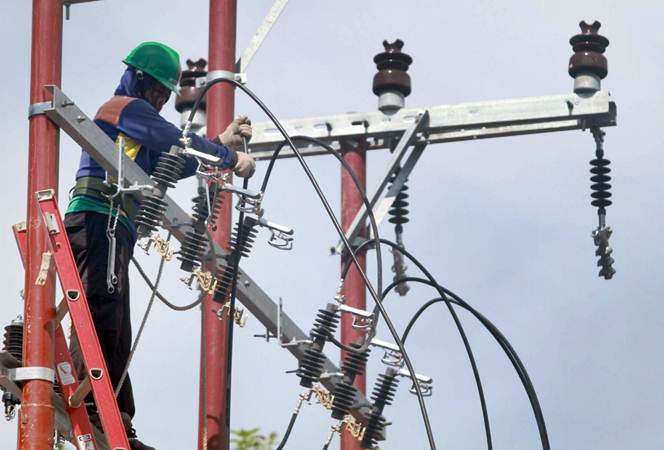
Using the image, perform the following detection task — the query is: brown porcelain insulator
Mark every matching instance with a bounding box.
[568,21,609,79]
[372,39,413,97]
[175,58,208,113]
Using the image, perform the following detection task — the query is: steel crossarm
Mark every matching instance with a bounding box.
[13,222,103,450]
[247,91,616,160]
[35,189,130,450]
[41,86,374,424]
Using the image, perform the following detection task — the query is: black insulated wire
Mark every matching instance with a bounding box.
[275,412,298,450]
[355,240,549,449]
[187,77,436,450]
[342,240,493,450]
[258,134,385,346]
[374,264,550,450]
[223,171,251,437]
[131,256,203,311]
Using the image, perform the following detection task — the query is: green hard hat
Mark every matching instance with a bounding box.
[123,42,181,94]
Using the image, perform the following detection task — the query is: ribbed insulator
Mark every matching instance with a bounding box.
[361,371,400,448]
[135,196,168,236]
[3,319,23,362]
[230,216,258,258]
[388,178,409,229]
[191,187,210,223]
[331,380,356,420]
[341,343,370,380]
[135,151,186,238]
[296,345,327,388]
[361,412,387,449]
[213,217,259,301]
[178,231,208,272]
[207,185,224,230]
[151,152,186,188]
[371,372,399,408]
[590,156,612,209]
[310,308,340,343]
[179,188,211,272]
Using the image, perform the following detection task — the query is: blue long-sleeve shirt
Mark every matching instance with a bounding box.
[75,67,236,180]
[69,68,236,240]
[76,95,236,179]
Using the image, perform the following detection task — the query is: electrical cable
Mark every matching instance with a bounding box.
[275,412,298,450]
[401,297,446,344]
[131,256,202,311]
[323,330,364,353]
[185,77,436,450]
[116,232,170,397]
[223,141,251,439]
[259,135,385,344]
[343,241,493,450]
[346,242,549,448]
[374,266,550,450]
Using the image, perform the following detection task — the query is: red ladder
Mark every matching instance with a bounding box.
[14,189,131,450]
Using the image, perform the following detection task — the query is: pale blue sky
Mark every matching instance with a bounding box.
[1,1,663,449]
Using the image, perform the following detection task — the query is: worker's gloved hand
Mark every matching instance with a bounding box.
[233,151,256,178]
[218,116,252,151]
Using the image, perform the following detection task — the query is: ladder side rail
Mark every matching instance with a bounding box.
[34,190,130,450]
[13,219,104,450]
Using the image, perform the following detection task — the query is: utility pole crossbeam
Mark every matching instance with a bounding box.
[40,86,375,425]
[246,91,616,160]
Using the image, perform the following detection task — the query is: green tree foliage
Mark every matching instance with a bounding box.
[231,428,278,450]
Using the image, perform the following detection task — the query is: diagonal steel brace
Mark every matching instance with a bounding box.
[333,111,430,254]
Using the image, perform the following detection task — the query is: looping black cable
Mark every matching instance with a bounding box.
[187,77,436,450]
[131,256,202,311]
[355,242,550,450]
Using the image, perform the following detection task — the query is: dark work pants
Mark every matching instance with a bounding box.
[65,211,136,418]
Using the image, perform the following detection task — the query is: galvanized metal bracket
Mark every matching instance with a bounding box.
[197,70,247,87]
[0,366,56,383]
[28,101,53,119]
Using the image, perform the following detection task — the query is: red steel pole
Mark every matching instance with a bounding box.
[340,141,367,450]
[198,1,236,449]
[20,0,63,448]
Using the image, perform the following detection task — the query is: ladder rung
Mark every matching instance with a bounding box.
[68,375,91,408]
[55,298,68,325]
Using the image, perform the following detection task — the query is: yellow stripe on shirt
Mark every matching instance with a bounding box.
[117,133,142,160]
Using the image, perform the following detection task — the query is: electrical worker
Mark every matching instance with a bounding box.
[64,42,255,450]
